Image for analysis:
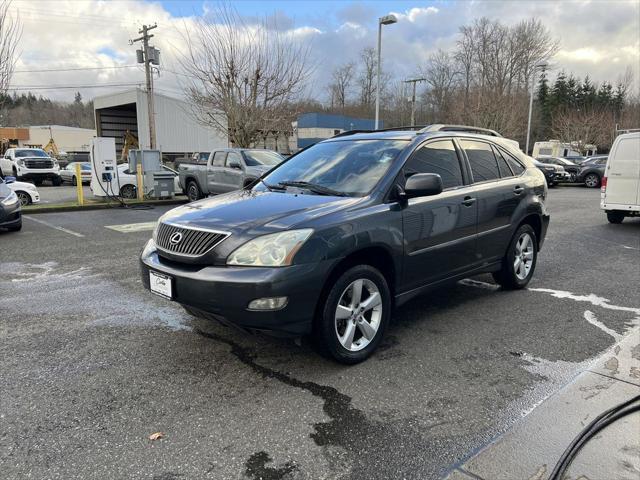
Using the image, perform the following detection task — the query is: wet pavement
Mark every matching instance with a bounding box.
[1,187,639,479]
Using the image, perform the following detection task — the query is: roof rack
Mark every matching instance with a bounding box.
[330,125,430,139]
[418,124,504,137]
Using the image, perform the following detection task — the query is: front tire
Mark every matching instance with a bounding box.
[52,176,62,186]
[186,180,203,202]
[492,224,538,290]
[315,265,391,364]
[120,184,137,199]
[6,219,22,232]
[15,191,31,206]
[606,211,625,224]
[71,176,77,186]
[584,173,600,188]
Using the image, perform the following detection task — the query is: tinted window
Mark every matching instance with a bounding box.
[500,150,525,175]
[212,151,227,166]
[492,148,514,177]
[15,149,49,158]
[404,140,463,189]
[261,139,406,197]
[461,140,500,182]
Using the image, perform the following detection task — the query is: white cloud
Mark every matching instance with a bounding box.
[7,0,640,105]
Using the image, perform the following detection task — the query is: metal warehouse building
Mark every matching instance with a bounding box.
[292,113,380,149]
[93,88,228,161]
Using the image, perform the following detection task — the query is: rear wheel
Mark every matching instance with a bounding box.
[492,224,538,290]
[120,184,136,199]
[187,180,203,202]
[606,211,625,224]
[584,173,600,188]
[15,191,31,206]
[314,265,391,364]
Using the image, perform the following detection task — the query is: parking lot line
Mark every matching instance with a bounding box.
[104,221,157,233]
[23,215,85,238]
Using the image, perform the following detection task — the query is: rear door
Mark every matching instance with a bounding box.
[459,139,526,263]
[605,135,640,207]
[401,138,478,290]
[207,151,227,193]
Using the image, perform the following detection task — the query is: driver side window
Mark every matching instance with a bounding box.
[404,140,464,190]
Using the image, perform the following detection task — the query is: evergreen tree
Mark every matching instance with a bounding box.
[536,70,552,139]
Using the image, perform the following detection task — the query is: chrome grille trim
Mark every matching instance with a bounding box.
[155,221,230,258]
[23,159,54,169]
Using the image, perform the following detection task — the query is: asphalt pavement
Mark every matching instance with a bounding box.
[1,187,638,480]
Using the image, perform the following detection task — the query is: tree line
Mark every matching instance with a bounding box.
[0,91,95,130]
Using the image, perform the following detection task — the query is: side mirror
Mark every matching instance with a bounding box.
[5,176,16,184]
[404,173,443,198]
[229,161,242,170]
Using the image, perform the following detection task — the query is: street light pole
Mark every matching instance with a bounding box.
[375,14,397,130]
[525,60,548,154]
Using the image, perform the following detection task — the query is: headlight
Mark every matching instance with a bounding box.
[227,229,313,267]
[16,159,25,167]
[1,191,18,206]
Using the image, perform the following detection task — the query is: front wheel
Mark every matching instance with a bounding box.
[492,224,538,290]
[186,180,203,202]
[71,176,77,186]
[52,176,62,186]
[120,184,137,199]
[606,211,625,224]
[15,191,31,206]
[315,265,391,364]
[584,173,600,188]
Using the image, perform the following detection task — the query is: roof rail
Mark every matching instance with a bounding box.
[418,124,504,137]
[331,125,431,139]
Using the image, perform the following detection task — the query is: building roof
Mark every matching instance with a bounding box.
[297,112,381,130]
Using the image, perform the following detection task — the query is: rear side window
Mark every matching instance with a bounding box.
[492,148,514,177]
[460,140,500,182]
[501,150,526,175]
[404,140,463,189]
[212,151,227,166]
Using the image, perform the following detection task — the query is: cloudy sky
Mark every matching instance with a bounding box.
[9,0,640,103]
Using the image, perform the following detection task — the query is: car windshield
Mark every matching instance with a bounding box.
[16,149,49,158]
[80,163,91,170]
[259,139,407,197]
[243,150,283,167]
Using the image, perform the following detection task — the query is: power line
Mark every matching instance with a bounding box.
[14,65,140,73]
[6,82,143,91]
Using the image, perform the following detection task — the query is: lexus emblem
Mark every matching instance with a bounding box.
[169,232,183,245]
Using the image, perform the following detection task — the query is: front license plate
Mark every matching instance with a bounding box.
[149,271,173,299]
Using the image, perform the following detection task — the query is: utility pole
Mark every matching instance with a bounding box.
[404,78,426,126]
[131,24,158,149]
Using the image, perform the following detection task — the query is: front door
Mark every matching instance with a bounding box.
[401,139,478,290]
[207,151,227,193]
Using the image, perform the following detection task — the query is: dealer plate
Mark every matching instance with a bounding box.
[149,271,173,299]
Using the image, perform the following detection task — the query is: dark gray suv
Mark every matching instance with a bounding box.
[141,128,550,363]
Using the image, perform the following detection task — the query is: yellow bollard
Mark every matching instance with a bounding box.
[75,162,84,206]
[136,163,144,201]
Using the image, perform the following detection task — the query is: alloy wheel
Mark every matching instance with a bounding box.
[514,232,534,280]
[334,278,382,352]
[16,192,30,206]
[585,174,599,188]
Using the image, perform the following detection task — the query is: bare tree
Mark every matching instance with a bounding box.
[421,49,460,119]
[357,47,377,108]
[329,62,354,110]
[0,0,21,102]
[552,107,615,153]
[178,5,312,147]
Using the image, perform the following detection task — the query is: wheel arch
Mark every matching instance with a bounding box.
[517,214,542,248]
[313,245,397,324]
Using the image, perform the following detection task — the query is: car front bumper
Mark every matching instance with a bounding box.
[17,169,61,181]
[0,199,21,227]
[140,240,334,336]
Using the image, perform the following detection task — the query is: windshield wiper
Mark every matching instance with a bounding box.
[277,181,348,197]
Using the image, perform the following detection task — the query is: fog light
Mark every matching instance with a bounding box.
[247,297,288,311]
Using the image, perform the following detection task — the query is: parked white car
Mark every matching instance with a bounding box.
[7,178,40,206]
[0,148,61,186]
[59,162,92,185]
[115,164,182,199]
[601,132,640,224]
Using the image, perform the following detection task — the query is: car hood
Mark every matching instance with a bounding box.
[17,156,53,161]
[0,182,10,198]
[9,181,37,191]
[160,189,361,233]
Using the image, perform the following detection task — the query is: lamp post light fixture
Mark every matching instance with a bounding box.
[525,60,549,154]
[375,14,397,130]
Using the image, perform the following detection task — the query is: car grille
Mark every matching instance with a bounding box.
[155,222,228,257]
[23,159,54,169]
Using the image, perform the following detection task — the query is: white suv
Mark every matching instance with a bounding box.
[0,148,62,186]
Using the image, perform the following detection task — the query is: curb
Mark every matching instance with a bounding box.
[22,198,188,214]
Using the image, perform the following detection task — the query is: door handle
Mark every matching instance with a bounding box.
[513,186,525,195]
[462,196,476,206]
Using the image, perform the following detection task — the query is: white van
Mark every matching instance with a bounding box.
[601,132,640,223]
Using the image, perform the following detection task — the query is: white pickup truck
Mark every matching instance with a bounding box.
[0,148,62,186]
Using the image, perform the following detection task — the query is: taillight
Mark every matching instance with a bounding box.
[601,176,607,193]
